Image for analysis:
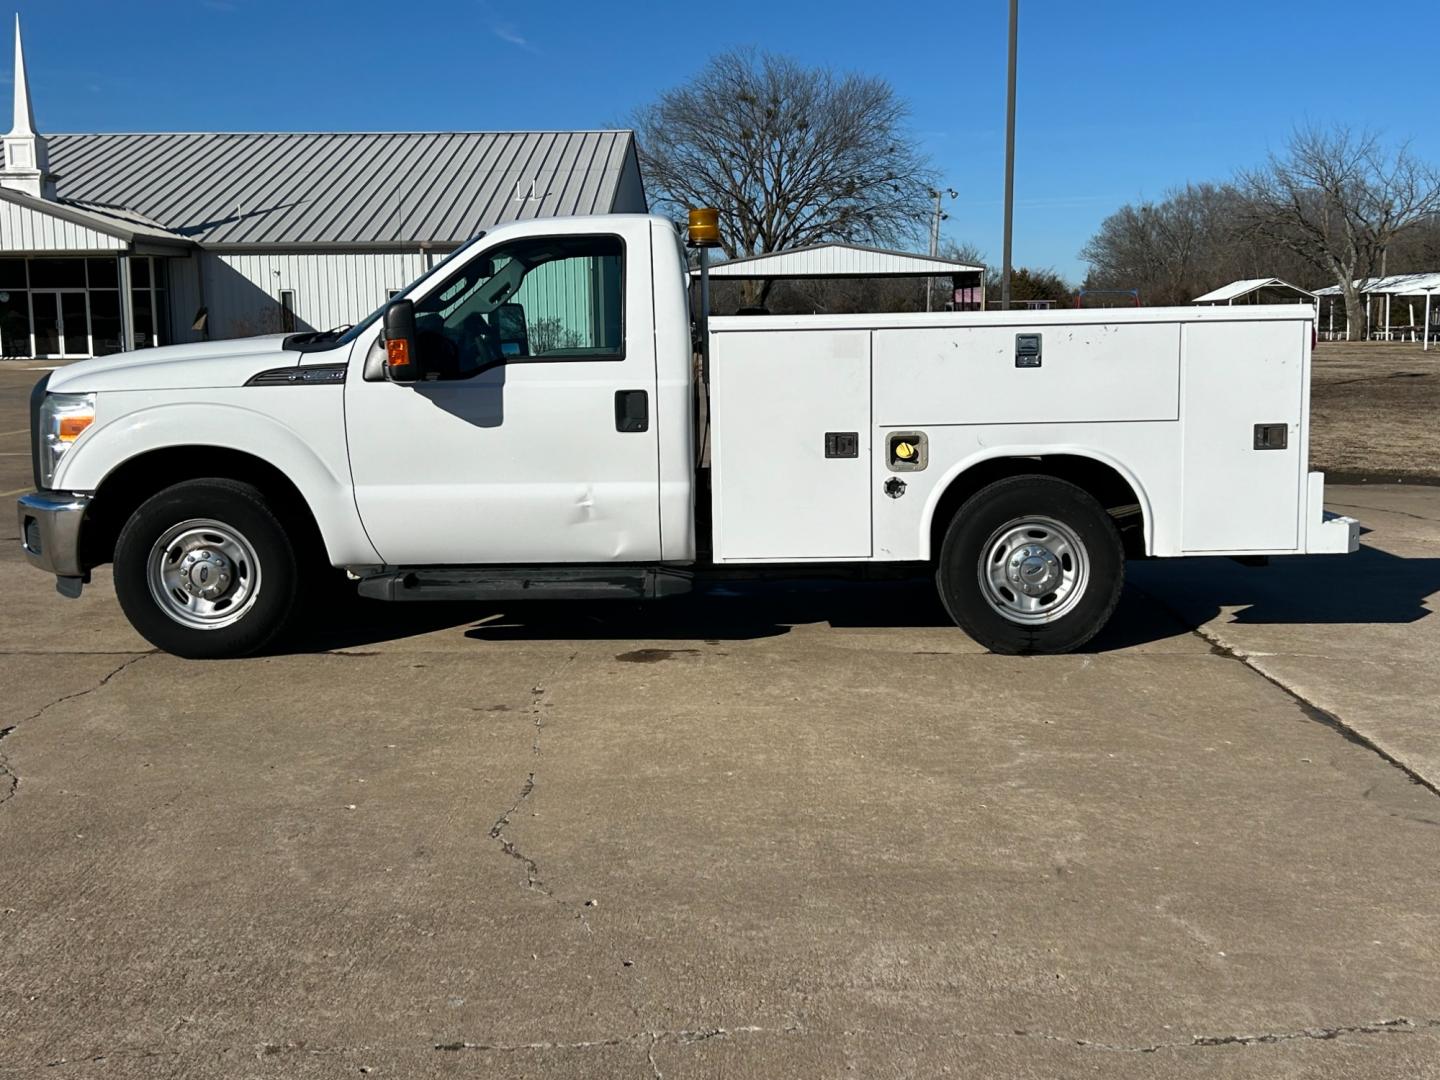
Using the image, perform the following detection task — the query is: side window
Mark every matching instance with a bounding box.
[412,235,624,379]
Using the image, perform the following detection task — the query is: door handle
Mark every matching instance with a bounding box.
[615,389,649,433]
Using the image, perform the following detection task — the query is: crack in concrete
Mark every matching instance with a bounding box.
[1128,584,1440,799]
[435,1036,626,1053]
[841,1017,1440,1054]
[11,1019,1436,1071]
[1202,632,1440,799]
[485,652,577,899]
[1329,501,1440,526]
[0,1049,178,1072]
[431,1018,1439,1060]
[0,652,151,809]
[435,1025,768,1059]
[488,772,546,894]
[1190,1018,1433,1046]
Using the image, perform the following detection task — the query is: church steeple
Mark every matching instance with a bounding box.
[2,14,51,199]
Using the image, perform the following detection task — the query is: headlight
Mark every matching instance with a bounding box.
[37,392,95,489]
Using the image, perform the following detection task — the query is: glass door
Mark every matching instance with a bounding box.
[31,290,91,358]
[59,292,90,356]
[31,291,60,356]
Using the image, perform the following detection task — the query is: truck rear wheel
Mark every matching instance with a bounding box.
[113,479,299,659]
[936,475,1124,654]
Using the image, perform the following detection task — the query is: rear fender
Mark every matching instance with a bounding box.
[920,445,1155,560]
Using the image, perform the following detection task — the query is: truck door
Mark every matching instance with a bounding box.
[345,224,662,565]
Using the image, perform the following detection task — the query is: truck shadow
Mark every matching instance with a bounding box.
[1123,545,1440,632]
[295,544,1437,654]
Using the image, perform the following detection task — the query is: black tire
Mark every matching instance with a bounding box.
[113,479,300,659]
[936,475,1124,655]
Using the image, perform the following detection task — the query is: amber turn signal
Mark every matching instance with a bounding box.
[57,415,93,442]
[386,338,411,367]
[687,208,721,248]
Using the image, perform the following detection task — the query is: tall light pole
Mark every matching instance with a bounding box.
[1000,0,1018,310]
[926,187,958,311]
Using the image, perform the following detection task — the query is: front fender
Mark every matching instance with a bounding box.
[919,444,1156,559]
[56,395,380,566]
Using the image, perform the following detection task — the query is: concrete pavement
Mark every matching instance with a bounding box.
[1,361,1438,1077]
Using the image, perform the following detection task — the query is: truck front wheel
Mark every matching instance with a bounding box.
[113,479,299,659]
[936,476,1124,655]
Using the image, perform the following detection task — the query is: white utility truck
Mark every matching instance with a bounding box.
[18,213,1357,658]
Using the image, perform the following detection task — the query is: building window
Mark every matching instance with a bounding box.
[0,257,29,357]
[129,256,169,349]
[279,289,297,333]
[90,289,122,355]
[0,256,168,358]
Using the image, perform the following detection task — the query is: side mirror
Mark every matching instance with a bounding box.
[382,299,421,383]
[495,302,530,357]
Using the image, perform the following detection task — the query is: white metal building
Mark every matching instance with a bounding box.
[698,243,987,310]
[1312,273,1440,347]
[0,20,646,360]
[1192,278,1316,307]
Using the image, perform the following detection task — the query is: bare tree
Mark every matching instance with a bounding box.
[528,316,583,354]
[1080,183,1274,305]
[1238,128,1440,339]
[634,49,935,305]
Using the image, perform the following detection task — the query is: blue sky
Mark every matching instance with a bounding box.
[10,1,1437,281]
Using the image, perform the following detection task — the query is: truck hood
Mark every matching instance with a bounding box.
[47,336,302,393]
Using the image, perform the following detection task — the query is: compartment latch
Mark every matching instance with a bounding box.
[1015,333,1042,368]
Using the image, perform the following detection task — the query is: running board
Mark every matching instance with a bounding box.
[356,565,693,603]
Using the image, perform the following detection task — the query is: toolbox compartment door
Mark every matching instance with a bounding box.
[711,329,872,561]
[1180,319,1305,552]
[873,322,1180,426]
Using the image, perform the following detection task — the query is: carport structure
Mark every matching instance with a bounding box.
[693,242,987,312]
[1192,278,1316,307]
[1313,273,1440,347]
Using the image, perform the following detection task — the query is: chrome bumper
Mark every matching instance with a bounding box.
[17,491,91,588]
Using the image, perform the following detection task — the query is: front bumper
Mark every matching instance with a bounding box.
[17,491,91,589]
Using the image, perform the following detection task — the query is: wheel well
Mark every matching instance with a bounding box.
[927,455,1147,560]
[81,446,326,569]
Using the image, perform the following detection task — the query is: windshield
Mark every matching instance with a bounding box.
[290,233,489,351]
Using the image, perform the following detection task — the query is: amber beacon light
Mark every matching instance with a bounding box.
[687,208,721,248]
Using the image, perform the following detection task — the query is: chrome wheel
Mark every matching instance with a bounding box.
[978,515,1089,625]
[146,518,262,630]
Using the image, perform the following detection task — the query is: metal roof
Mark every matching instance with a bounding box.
[1192,277,1315,303]
[39,130,643,248]
[698,242,985,279]
[1312,273,1440,297]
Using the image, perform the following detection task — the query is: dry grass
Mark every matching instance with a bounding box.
[1310,341,1440,483]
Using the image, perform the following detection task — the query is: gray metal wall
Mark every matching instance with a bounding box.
[171,249,612,347]
[166,253,202,342]
[175,250,429,341]
[612,150,647,215]
[0,199,126,252]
